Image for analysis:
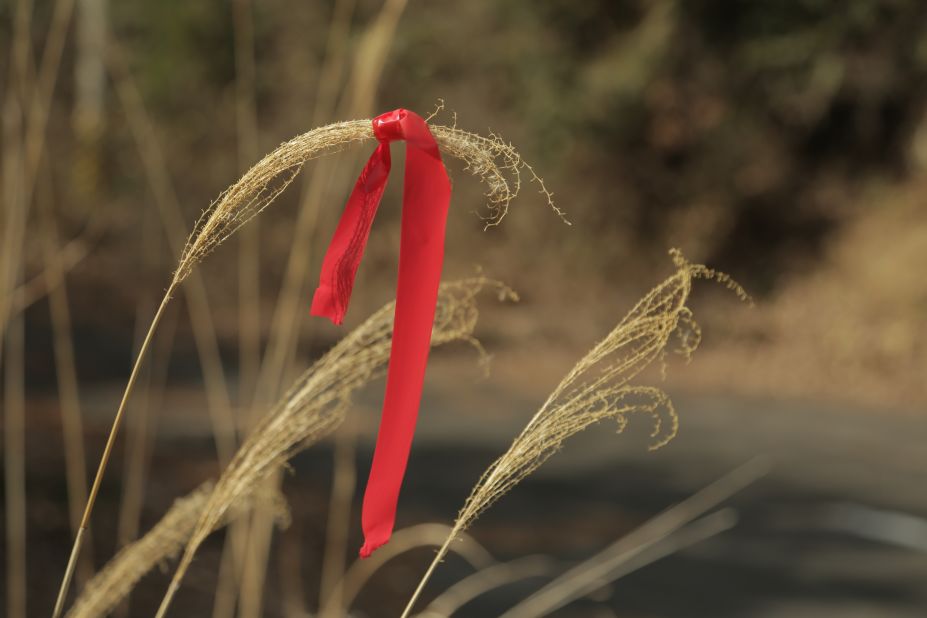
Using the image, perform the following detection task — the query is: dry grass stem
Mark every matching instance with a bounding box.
[174,118,560,285]
[501,458,767,618]
[58,49,549,609]
[504,510,738,618]
[320,524,496,618]
[4,306,27,618]
[417,556,556,618]
[108,45,239,465]
[65,483,215,618]
[38,168,94,585]
[318,421,359,609]
[66,479,287,618]
[10,225,101,316]
[3,6,35,616]
[235,2,386,613]
[400,250,750,618]
[152,278,509,617]
[116,301,177,551]
[232,0,262,414]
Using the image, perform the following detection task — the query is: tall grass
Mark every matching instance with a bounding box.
[400,250,750,617]
[4,1,78,616]
[500,459,766,618]
[65,483,217,618]
[54,75,556,612]
[235,2,413,612]
[39,165,94,586]
[153,278,511,617]
[54,276,500,617]
[2,7,31,615]
[320,523,496,618]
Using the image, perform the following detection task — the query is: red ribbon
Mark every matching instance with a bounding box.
[311,109,451,557]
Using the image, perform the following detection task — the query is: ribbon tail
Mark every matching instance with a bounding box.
[311,143,391,325]
[359,141,451,557]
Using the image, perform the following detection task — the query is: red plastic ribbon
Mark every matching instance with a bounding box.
[311,109,451,557]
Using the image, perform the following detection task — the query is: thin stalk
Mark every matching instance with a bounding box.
[211,528,246,618]
[0,0,31,402]
[215,4,261,614]
[237,477,280,618]
[500,459,766,618]
[318,422,358,608]
[39,164,93,585]
[115,202,160,549]
[233,0,261,413]
[2,0,74,356]
[399,532,459,618]
[5,305,27,618]
[107,44,247,618]
[421,556,554,617]
[113,203,174,617]
[107,39,238,467]
[502,510,738,618]
[114,302,177,617]
[53,284,176,618]
[255,0,404,409]
[398,466,509,618]
[234,0,363,615]
[18,0,77,234]
[3,4,31,617]
[10,221,101,316]
[401,458,765,618]
[158,505,257,618]
[277,523,307,618]
[319,524,493,618]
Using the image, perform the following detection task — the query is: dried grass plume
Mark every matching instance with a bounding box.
[154,278,514,618]
[400,249,750,618]
[65,483,214,618]
[175,116,563,284]
[56,110,555,618]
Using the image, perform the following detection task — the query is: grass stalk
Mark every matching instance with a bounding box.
[113,207,178,616]
[59,31,545,612]
[156,278,504,617]
[500,460,766,618]
[237,491,279,618]
[65,483,215,618]
[3,316,27,618]
[318,421,358,609]
[10,222,101,316]
[107,44,249,618]
[53,284,176,618]
[4,306,27,618]
[39,166,94,586]
[503,510,739,618]
[226,1,357,611]
[319,524,494,618]
[107,43,238,465]
[277,521,308,618]
[399,252,750,618]
[419,556,555,618]
[2,0,96,612]
[233,0,262,413]
[238,1,409,614]
[3,4,32,617]
[216,4,263,615]
[2,0,75,353]
[0,0,31,397]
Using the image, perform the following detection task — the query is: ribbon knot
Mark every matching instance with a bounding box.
[372,109,407,142]
[311,109,451,558]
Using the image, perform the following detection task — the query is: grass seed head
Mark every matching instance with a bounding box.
[173,119,562,284]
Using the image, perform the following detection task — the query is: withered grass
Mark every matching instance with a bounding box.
[400,250,750,617]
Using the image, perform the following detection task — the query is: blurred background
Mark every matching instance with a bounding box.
[1,0,926,616]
